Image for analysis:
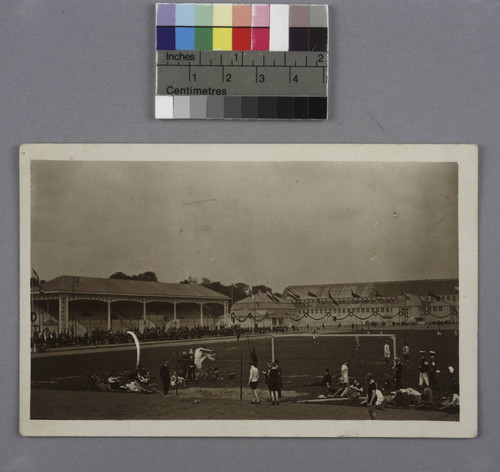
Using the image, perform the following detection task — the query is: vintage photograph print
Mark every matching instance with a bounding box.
[19,144,477,437]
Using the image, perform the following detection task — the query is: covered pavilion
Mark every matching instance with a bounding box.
[31,275,230,334]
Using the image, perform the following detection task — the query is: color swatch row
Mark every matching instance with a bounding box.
[155,95,327,119]
[156,4,328,51]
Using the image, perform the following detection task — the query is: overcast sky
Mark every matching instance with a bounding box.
[31,160,458,291]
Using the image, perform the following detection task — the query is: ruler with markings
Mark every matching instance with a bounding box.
[157,51,327,97]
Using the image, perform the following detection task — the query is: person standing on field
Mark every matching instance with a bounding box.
[402,343,410,365]
[393,357,403,389]
[341,360,349,384]
[275,359,283,399]
[429,351,438,387]
[383,341,391,365]
[160,360,170,395]
[248,362,260,404]
[366,373,378,419]
[262,360,272,401]
[268,362,280,405]
[418,351,430,389]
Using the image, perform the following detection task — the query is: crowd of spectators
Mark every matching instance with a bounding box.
[30,324,296,351]
[31,318,458,351]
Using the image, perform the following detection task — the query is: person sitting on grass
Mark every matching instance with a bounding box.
[123,380,143,392]
[333,379,363,400]
[121,378,153,393]
[322,368,333,388]
[385,387,421,407]
[347,379,364,400]
[137,367,153,384]
[417,382,435,409]
[207,366,223,382]
[334,380,350,398]
[440,393,460,412]
[170,371,186,388]
[325,374,345,397]
[90,373,111,392]
[107,371,121,390]
[440,370,459,412]
[303,368,332,388]
[334,364,350,398]
[203,365,214,380]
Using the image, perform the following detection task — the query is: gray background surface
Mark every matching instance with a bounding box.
[1,0,498,471]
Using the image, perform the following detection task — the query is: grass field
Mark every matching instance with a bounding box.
[30,329,459,421]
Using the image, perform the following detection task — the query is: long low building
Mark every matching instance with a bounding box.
[229,291,296,329]
[31,275,230,334]
[230,279,459,328]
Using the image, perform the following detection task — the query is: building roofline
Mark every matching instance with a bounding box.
[32,275,231,300]
[284,278,458,290]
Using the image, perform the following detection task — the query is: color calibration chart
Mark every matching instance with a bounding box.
[155,4,329,120]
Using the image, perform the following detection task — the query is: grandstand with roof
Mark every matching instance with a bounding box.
[229,279,458,329]
[31,275,230,334]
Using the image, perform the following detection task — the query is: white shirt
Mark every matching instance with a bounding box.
[341,364,348,382]
[384,344,391,356]
[249,365,259,383]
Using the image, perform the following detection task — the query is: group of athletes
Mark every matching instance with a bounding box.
[159,346,219,394]
[89,345,218,395]
[88,331,459,418]
[89,366,156,393]
[306,333,460,419]
[248,357,283,405]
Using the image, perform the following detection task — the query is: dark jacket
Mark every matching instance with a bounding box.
[160,364,170,382]
[268,366,280,390]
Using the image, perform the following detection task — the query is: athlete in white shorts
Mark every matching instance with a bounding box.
[418,351,430,387]
[375,389,385,406]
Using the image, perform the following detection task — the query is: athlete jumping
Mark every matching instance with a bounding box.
[194,346,216,381]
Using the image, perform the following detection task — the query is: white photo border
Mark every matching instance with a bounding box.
[19,143,478,437]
